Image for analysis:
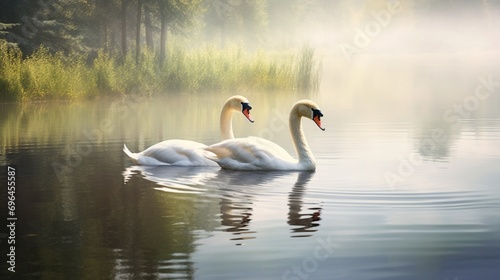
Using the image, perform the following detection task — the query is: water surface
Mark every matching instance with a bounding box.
[1,54,500,279]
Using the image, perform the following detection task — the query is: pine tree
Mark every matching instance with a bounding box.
[153,0,203,64]
[0,22,17,44]
[204,0,268,48]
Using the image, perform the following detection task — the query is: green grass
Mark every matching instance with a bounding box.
[0,41,321,101]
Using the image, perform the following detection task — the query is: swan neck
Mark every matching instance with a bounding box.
[289,111,315,165]
[220,103,234,140]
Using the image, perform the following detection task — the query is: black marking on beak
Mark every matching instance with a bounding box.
[312,108,325,131]
[241,102,254,123]
[242,102,252,111]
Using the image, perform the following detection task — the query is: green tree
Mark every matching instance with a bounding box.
[136,0,143,64]
[15,0,87,54]
[204,0,268,48]
[0,22,17,45]
[154,0,203,64]
[121,0,128,56]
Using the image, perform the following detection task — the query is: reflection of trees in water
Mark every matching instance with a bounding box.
[19,162,205,279]
[10,144,324,279]
[410,61,500,161]
[116,169,200,279]
[412,111,500,161]
[5,145,92,278]
[0,93,314,159]
[413,120,456,161]
[411,88,461,161]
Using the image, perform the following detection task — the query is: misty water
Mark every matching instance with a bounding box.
[2,54,500,279]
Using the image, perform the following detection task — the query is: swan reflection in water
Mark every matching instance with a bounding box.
[287,171,322,238]
[122,166,322,241]
[211,170,287,243]
[123,165,219,194]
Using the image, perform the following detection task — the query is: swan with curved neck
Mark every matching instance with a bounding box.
[123,95,254,166]
[220,96,253,139]
[204,100,325,171]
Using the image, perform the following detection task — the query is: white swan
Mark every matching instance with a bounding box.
[123,95,254,166]
[204,100,325,171]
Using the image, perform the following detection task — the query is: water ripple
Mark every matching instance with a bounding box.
[315,190,497,211]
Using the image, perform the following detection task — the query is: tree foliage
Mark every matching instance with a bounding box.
[203,0,268,48]
[0,0,497,56]
[0,0,203,58]
[0,22,18,44]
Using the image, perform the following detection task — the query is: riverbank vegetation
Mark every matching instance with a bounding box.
[0,1,323,102]
[0,41,321,101]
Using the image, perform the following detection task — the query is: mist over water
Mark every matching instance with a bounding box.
[265,1,500,125]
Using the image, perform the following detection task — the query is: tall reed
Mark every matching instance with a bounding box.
[296,44,322,92]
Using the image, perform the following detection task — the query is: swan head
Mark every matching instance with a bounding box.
[226,95,254,123]
[294,100,326,131]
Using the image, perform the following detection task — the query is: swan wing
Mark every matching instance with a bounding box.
[126,140,218,166]
[205,137,296,170]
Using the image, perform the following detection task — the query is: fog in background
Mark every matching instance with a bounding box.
[289,0,500,124]
[203,0,500,121]
[264,1,500,53]
[2,0,499,121]
[3,1,500,54]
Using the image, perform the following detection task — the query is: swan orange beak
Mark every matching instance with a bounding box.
[313,115,325,131]
[242,102,254,123]
[312,108,325,131]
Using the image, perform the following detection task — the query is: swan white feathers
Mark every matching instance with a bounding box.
[204,100,325,171]
[123,140,213,166]
[123,95,253,166]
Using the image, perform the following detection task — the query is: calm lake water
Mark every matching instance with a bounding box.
[1,54,500,279]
